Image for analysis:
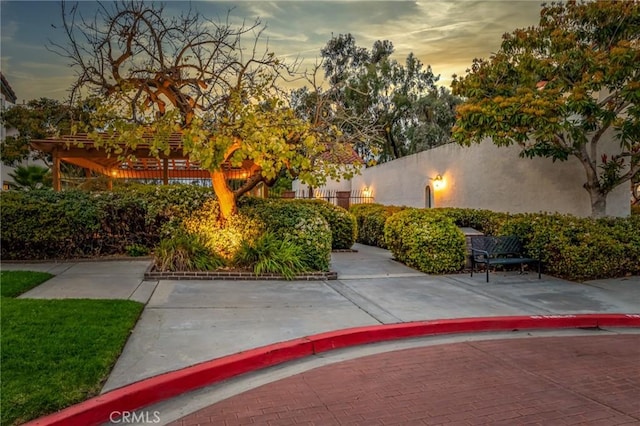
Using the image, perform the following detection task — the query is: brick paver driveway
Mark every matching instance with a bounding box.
[169,334,640,426]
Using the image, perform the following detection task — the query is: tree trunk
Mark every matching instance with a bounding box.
[587,188,607,218]
[209,139,242,220]
[211,170,236,220]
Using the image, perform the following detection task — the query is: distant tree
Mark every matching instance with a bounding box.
[8,165,52,190]
[452,0,640,218]
[302,34,458,164]
[0,98,76,166]
[51,2,357,219]
[405,87,462,153]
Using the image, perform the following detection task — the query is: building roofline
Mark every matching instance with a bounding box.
[0,73,18,104]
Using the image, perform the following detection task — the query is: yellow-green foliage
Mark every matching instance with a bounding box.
[183,199,264,259]
[384,208,466,274]
[240,198,332,271]
[501,213,640,281]
[350,203,406,248]
[436,207,508,235]
[296,199,357,250]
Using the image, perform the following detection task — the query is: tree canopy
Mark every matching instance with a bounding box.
[51,1,357,219]
[452,0,640,217]
[294,34,461,165]
[0,98,78,167]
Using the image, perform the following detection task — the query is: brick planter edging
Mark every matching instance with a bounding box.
[24,314,640,426]
[144,263,337,281]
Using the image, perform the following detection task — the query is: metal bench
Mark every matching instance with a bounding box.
[470,235,541,282]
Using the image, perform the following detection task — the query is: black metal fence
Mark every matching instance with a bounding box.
[272,189,374,209]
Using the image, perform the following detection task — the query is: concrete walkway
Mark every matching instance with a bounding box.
[106,244,638,391]
[3,244,639,425]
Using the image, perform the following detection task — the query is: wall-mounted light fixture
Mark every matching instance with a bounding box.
[110,169,119,178]
[362,186,372,198]
[432,174,445,191]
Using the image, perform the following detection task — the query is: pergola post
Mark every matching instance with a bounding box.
[52,147,61,192]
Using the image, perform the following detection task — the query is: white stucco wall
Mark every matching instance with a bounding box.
[349,139,629,217]
[292,177,352,193]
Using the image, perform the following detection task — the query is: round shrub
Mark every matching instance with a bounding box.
[349,203,382,245]
[597,215,640,275]
[295,199,357,249]
[384,208,466,274]
[240,198,332,271]
[350,203,405,248]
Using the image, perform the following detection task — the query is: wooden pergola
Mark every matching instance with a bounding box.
[31,133,259,191]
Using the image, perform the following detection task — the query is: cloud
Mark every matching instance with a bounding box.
[1,0,544,100]
[0,19,18,42]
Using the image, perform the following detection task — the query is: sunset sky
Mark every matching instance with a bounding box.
[1,1,543,103]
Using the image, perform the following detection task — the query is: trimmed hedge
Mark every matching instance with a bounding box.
[0,185,214,260]
[296,199,356,250]
[4,186,637,280]
[500,213,640,281]
[1,190,101,259]
[351,203,638,281]
[435,207,508,236]
[384,209,466,274]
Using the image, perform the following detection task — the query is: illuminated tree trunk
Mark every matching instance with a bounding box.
[210,139,242,220]
[211,170,236,220]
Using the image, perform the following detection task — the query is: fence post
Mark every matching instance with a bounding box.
[336,191,351,209]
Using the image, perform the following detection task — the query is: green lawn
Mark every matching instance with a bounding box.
[0,271,53,298]
[0,271,144,426]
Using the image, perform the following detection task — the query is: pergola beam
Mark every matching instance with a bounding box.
[30,133,257,191]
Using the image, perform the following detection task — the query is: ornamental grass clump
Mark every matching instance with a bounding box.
[233,232,307,279]
[155,231,226,272]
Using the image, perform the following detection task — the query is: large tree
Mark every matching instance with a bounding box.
[299,34,458,164]
[452,0,639,218]
[51,2,356,219]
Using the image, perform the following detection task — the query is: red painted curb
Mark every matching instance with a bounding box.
[25,314,640,426]
[25,339,314,426]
